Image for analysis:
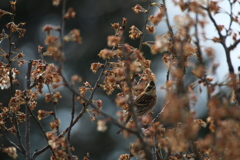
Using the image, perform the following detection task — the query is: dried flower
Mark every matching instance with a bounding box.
[107,35,121,47]
[90,62,104,73]
[0,9,13,18]
[98,49,114,59]
[64,8,76,20]
[38,110,54,120]
[63,29,81,43]
[129,25,142,39]
[132,4,147,13]
[3,147,18,159]
[149,5,165,25]
[97,119,107,132]
[146,25,155,34]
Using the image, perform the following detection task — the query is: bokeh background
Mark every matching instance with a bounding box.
[0,0,239,159]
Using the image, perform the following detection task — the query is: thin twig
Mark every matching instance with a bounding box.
[58,61,138,136]
[205,0,234,73]
[2,132,22,153]
[152,101,168,123]
[166,60,173,83]
[68,92,75,141]
[227,1,233,33]
[36,76,139,155]
[30,108,56,159]
[60,0,67,51]
[138,0,153,51]
[58,64,139,136]
[25,60,32,160]
[32,145,50,159]
[194,13,203,64]
[6,5,26,156]
[24,60,56,159]
[46,84,60,135]
[58,59,109,136]
[162,0,176,54]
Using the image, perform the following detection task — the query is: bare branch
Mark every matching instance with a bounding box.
[138,0,153,51]
[25,60,32,160]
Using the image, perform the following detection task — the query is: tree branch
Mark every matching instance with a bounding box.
[138,0,153,51]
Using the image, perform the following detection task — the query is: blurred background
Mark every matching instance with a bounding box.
[0,0,239,159]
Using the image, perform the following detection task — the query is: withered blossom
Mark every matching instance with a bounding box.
[209,1,220,14]
[132,4,147,13]
[107,35,121,47]
[52,0,61,6]
[6,22,26,37]
[174,15,194,28]
[42,25,60,35]
[3,147,18,159]
[98,49,114,59]
[149,5,165,25]
[97,119,107,132]
[64,8,76,20]
[38,110,54,120]
[0,9,13,18]
[146,25,155,34]
[50,118,60,129]
[90,62,104,73]
[63,29,82,43]
[129,25,142,39]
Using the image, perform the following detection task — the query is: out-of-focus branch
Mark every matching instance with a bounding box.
[205,1,234,73]
[152,101,168,123]
[194,13,210,100]
[194,13,203,64]
[163,0,186,95]
[228,39,240,52]
[162,0,176,54]
[166,60,173,83]
[138,0,153,51]
[227,1,233,35]
[122,38,153,160]
[60,0,67,51]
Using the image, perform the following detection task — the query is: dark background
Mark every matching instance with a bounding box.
[0,0,167,159]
